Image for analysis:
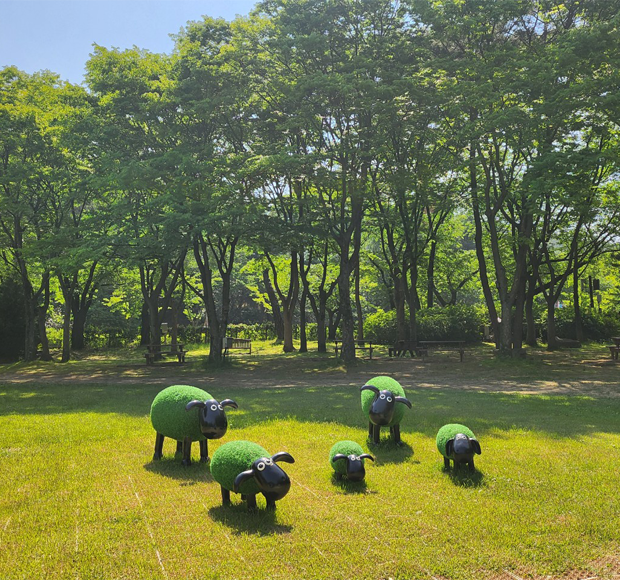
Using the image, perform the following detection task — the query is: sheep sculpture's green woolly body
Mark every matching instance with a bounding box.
[210,440,269,496]
[436,423,476,457]
[329,441,365,475]
[360,375,407,427]
[150,385,211,442]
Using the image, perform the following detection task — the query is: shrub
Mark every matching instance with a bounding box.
[363,305,483,344]
[552,308,620,342]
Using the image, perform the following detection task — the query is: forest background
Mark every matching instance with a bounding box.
[1,0,620,364]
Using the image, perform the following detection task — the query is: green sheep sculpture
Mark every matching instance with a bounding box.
[150,384,238,466]
[329,440,374,482]
[360,375,411,445]
[436,423,481,472]
[210,440,295,510]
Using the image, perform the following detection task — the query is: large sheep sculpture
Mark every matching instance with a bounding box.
[436,423,481,472]
[210,440,295,510]
[360,376,411,445]
[329,440,374,483]
[150,384,238,466]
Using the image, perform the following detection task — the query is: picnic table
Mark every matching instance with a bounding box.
[145,343,186,365]
[388,340,428,359]
[418,340,465,362]
[607,337,620,360]
[334,339,374,359]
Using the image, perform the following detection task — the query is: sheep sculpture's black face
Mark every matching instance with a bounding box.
[446,433,482,465]
[185,398,238,440]
[333,453,375,482]
[233,452,295,502]
[361,385,412,426]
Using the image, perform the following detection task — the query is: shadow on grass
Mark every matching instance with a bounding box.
[144,459,213,483]
[2,381,620,440]
[330,473,369,494]
[366,440,415,464]
[444,467,485,488]
[208,504,293,536]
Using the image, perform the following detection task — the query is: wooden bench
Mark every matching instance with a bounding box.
[145,343,186,365]
[607,345,620,361]
[334,339,373,359]
[222,337,252,358]
[388,340,428,359]
[418,340,465,362]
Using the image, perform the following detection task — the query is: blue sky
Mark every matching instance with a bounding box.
[0,1,258,84]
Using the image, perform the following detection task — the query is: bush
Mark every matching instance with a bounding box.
[364,305,483,344]
[552,308,620,342]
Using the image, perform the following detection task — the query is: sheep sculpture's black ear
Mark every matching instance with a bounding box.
[471,438,482,455]
[395,396,412,409]
[219,399,238,409]
[233,469,255,493]
[445,438,455,457]
[332,453,348,463]
[360,384,380,396]
[359,454,375,462]
[185,400,206,411]
[271,451,295,464]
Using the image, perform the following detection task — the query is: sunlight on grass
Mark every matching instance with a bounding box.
[0,379,619,579]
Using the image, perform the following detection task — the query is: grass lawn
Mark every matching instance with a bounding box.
[1,343,619,579]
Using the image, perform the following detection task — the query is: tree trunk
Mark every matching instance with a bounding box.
[355,258,363,340]
[546,297,558,350]
[263,268,284,343]
[427,240,437,309]
[525,283,537,346]
[573,255,583,343]
[140,302,150,346]
[23,297,38,362]
[394,273,407,341]
[299,290,308,353]
[338,264,356,362]
[71,306,88,350]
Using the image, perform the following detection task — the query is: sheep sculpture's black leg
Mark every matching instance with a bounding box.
[153,433,164,460]
[265,497,276,511]
[175,441,183,459]
[368,422,373,437]
[199,440,209,463]
[468,458,475,472]
[221,487,231,506]
[372,424,381,444]
[392,424,403,446]
[182,436,192,466]
[443,456,450,470]
[246,494,257,511]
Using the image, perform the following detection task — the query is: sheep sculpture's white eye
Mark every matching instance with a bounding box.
[387,396,393,403]
[349,455,358,461]
[379,394,386,400]
[265,458,273,465]
[257,462,266,471]
[210,404,218,411]
[218,405,223,410]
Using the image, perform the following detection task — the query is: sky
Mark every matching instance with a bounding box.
[0,1,258,84]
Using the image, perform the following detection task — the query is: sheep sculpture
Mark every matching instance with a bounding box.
[210,440,295,510]
[360,376,412,445]
[329,441,374,483]
[150,384,238,466]
[436,423,481,472]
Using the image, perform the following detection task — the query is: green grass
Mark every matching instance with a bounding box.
[1,343,620,579]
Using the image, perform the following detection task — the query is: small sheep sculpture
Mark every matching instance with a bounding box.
[210,440,295,510]
[436,423,481,472]
[329,441,374,483]
[150,384,238,466]
[360,376,412,445]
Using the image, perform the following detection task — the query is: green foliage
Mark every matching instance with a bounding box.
[418,305,484,342]
[364,305,483,344]
[552,308,620,343]
[363,309,399,345]
[0,274,25,361]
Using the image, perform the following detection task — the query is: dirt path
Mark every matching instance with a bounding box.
[2,349,619,398]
